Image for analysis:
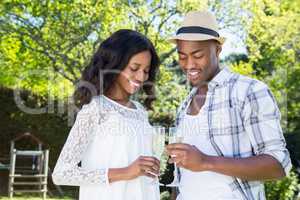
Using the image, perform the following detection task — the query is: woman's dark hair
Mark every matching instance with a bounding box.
[74,29,160,109]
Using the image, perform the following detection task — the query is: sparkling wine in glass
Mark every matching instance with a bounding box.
[152,128,165,159]
[150,126,165,185]
[166,127,183,187]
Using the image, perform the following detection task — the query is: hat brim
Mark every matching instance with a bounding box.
[168,33,226,45]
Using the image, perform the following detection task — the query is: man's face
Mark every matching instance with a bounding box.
[176,40,222,87]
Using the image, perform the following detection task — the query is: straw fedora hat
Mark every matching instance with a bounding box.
[168,11,226,45]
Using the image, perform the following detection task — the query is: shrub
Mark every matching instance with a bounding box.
[265,169,299,200]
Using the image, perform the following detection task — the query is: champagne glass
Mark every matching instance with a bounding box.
[149,126,165,185]
[166,127,183,187]
[152,126,165,159]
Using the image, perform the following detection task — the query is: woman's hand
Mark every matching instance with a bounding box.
[125,156,160,180]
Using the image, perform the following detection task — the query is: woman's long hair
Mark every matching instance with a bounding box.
[74,29,160,109]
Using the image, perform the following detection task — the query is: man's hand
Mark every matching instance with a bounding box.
[166,143,286,181]
[166,143,210,171]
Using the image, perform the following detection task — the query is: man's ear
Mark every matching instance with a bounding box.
[216,43,222,57]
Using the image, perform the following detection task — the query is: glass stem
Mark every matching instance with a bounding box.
[174,162,178,182]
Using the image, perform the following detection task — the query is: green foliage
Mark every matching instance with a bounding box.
[265,169,299,200]
[223,2,300,198]
[241,0,300,133]
[229,61,257,78]
[1,0,300,199]
[0,1,164,92]
[0,87,70,169]
[230,2,300,197]
[0,0,244,98]
[0,197,72,200]
[149,66,188,126]
[160,191,171,200]
[0,0,129,96]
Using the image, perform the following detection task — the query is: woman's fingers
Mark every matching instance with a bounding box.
[133,156,161,178]
[143,170,157,178]
[139,159,157,167]
[139,157,160,170]
[140,156,160,166]
[140,163,159,175]
[140,163,159,176]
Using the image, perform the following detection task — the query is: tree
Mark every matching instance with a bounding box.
[240,0,300,134]
[1,0,244,120]
[231,1,300,197]
[0,0,130,97]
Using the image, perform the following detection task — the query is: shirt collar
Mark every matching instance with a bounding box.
[188,67,233,98]
[208,67,233,90]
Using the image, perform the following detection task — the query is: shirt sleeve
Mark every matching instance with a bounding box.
[52,100,109,186]
[242,81,292,176]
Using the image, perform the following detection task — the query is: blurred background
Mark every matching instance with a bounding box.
[0,0,299,199]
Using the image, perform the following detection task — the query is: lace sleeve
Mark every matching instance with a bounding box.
[52,100,109,186]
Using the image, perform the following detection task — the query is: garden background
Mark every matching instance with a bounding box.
[0,0,299,199]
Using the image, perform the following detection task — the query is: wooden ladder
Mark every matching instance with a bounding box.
[8,136,49,199]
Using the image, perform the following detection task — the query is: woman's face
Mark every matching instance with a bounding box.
[113,50,152,95]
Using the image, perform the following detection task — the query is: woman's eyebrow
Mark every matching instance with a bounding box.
[131,62,141,67]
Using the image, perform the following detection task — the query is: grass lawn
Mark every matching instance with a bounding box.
[0,196,73,200]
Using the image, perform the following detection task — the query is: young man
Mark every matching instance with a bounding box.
[166,11,292,200]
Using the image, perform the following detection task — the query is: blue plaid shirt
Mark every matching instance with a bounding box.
[175,67,292,200]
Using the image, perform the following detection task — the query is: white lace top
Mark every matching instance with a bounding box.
[52,95,159,200]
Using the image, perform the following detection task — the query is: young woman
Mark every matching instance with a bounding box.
[52,29,160,200]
